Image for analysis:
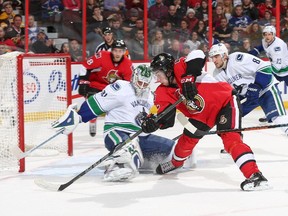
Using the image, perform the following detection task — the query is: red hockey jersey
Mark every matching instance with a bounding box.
[83,51,133,90]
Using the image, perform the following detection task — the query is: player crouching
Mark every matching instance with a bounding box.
[51,65,178,182]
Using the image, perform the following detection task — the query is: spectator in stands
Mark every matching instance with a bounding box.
[62,0,82,41]
[148,0,169,27]
[180,43,191,57]
[125,0,144,11]
[184,31,201,51]
[95,0,105,11]
[242,0,259,21]
[281,20,288,42]
[0,26,15,50]
[239,37,253,53]
[257,0,276,19]
[184,8,198,33]
[226,30,242,52]
[30,30,58,53]
[122,8,139,38]
[160,20,176,45]
[193,20,207,41]
[258,10,273,27]
[111,19,125,40]
[165,5,181,29]
[198,42,209,57]
[0,1,15,28]
[164,38,181,59]
[247,21,262,47]
[69,38,83,62]
[59,41,70,54]
[187,0,201,8]
[149,29,167,58]
[95,27,115,53]
[129,18,143,38]
[214,17,233,42]
[281,0,288,16]
[28,15,40,44]
[104,0,126,12]
[87,0,97,18]
[86,5,108,52]
[213,5,225,29]
[41,0,64,24]
[281,8,288,27]
[229,5,252,37]
[5,14,25,49]
[127,28,144,60]
[175,18,191,43]
[223,0,233,20]
[173,0,187,18]
[195,0,208,24]
[203,29,220,45]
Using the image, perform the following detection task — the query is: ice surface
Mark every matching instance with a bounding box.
[1,110,288,216]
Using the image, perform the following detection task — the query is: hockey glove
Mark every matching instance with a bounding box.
[51,103,82,135]
[181,75,198,100]
[141,114,160,133]
[78,78,90,97]
[245,83,261,101]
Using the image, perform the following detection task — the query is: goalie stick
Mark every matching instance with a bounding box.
[11,128,65,160]
[34,95,185,191]
[177,112,288,135]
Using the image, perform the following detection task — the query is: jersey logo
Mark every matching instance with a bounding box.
[274,47,281,52]
[110,82,121,91]
[185,94,205,114]
[103,70,121,84]
[236,54,243,61]
[95,52,102,59]
[101,90,107,97]
[219,115,227,124]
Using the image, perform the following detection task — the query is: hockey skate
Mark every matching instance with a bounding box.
[156,161,182,174]
[240,172,270,191]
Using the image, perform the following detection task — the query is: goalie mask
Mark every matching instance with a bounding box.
[209,43,229,70]
[131,65,153,96]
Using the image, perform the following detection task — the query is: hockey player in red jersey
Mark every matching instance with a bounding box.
[140,50,270,191]
[78,39,133,136]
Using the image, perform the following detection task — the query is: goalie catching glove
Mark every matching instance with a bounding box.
[51,103,82,135]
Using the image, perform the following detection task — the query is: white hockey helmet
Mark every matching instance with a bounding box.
[209,43,229,58]
[132,64,153,95]
[262,25,276,37]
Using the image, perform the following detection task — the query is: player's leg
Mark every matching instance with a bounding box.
[101,130,144,181]
[218,95,269,190]
[259,85,288,135]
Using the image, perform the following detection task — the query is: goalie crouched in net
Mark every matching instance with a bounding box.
[140,50,270,191]
[52,65,176,182]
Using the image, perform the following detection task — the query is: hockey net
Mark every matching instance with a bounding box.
[0,52,73,172]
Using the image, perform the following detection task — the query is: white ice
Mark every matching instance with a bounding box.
[1,109,288,216]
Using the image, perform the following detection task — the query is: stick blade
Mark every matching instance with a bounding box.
[177,113,197,133]
[34,179,61,192]
[10,146,26,160]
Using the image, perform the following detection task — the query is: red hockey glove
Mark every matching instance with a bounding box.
[181,75,198,100]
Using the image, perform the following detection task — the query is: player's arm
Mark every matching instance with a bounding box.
[249,44,264,56]
[181,50,206,100]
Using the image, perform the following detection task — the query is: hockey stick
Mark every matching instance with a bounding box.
[11,128,65,160]
[177,112,288,136]
[35,95,185,191]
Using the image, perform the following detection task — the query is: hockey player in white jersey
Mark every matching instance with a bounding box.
[249,25,288,86]
[52,65,178,181]
[209,43,288,136]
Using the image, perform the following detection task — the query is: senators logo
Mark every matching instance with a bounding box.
[103,70,121,84]
[185,94,205,114]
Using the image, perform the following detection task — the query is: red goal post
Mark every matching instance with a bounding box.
[0,52,73,172]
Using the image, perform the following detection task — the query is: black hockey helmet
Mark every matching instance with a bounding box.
[111,39,126,50]
[150,53,175,85]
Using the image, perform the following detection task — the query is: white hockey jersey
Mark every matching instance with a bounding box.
[262,36,288,77]
[213,52,274,97]
[92,80,154,136]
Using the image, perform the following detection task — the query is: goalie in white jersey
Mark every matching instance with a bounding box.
[52,65,177,181]
[249,25,288,86]
[209,43,288,136]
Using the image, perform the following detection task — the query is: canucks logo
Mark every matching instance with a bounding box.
[185,94,205,114]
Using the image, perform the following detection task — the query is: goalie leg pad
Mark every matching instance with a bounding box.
[103,139,144,182]
[51,103,82,135]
